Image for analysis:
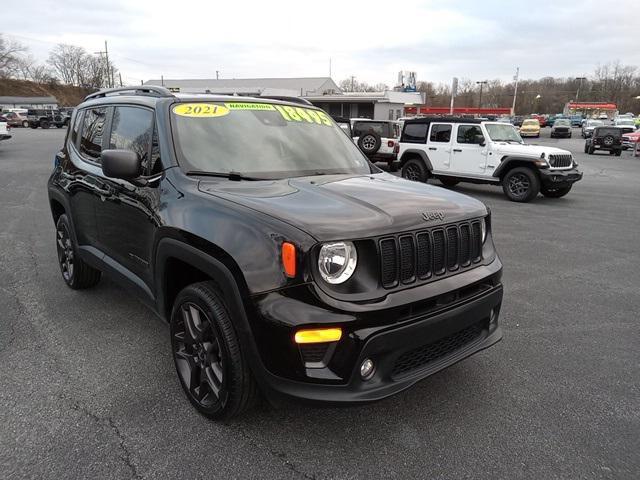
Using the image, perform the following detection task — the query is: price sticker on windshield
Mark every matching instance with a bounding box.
[274,105,333,126]
[173,103,230,117]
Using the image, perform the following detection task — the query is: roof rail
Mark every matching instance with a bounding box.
[259,95,313,106]
[84,86,174,101]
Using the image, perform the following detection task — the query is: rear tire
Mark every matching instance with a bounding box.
[502,167,540,202]
[401,158,429,183]
[170,281,259,420]
[55,214,101,289]
[588,146,595,154]
[22,120,29,128]
[541,185,572,198]
[40,120,50,129]
[615,150,622,157]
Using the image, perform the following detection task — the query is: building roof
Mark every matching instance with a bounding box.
[0,96,59,104]
[305,90,423,104]
[144,77,340,96]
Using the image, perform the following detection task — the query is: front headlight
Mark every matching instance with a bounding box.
[318,241,357,284]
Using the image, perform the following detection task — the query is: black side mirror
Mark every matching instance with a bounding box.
[101,149,141,180]
[475,135,486,146]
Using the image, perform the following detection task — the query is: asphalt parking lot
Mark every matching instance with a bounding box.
[1,126,638,480]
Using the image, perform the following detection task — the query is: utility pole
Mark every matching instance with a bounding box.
[511,67,519,115]
[216,71,219,80]
[118,72,123,87]
[575,76,587,103]
[350,75,355,92]
[329,57,332,78]
[161,75,164,86]
[103,41,112,88]
[449,77,458,115]
[476,80,488,109]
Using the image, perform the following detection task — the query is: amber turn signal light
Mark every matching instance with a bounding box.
[294,328,342,344]
[282,242,296,278]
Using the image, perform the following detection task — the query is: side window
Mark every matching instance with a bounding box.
[456,125,484,144]
[79,107,107,162]
[69,110,83,147]
[109,106,154,172]
[429,124,452,143]
[402,123,429,143]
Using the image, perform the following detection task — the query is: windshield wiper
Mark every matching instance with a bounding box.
[185,171,265,181]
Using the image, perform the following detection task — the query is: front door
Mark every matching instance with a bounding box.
[426,123,453,171]
[451,124,487,174]
[94,105,161,290]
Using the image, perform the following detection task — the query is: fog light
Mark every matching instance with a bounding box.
[360,358,375,380]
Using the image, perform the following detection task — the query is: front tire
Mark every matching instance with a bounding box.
[502,167,540,202]
[401,158,429,183]
[22,120,29,128]
[541,185,572,198]
[55,214,101,289]
[170,281,258,420]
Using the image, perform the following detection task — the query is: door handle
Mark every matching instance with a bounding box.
[428,147,437,151]
[453,148,462,152]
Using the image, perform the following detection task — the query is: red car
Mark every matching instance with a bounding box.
[622,131,640,150]
[531,114,547,127]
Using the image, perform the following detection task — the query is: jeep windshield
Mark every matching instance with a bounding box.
[554,119,571,127]
[485,123,524,143]
[171,101,374,179]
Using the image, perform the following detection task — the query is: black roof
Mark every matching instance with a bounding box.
[404,116,483,125]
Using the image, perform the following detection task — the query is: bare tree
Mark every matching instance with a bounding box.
[47,43,117,87]
[0,34,27,78]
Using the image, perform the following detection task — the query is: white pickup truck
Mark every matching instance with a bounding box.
[396,117,583,202]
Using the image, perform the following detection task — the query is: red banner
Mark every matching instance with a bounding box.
[404,106,512,116]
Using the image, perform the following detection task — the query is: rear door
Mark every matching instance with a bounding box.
[451,124,487,174]
[426,123,453,171]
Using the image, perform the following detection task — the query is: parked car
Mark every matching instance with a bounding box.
[397,117,581,202]
[621,130,640,150]
[519,119,541,137]
[512,116,524,127]
[581,119,604,138]
[0,117,11,143]
[613,118,637,135]
[598,113,609,120]
[531,114,546,127]
[546,115,557,127]
[48,87,505,419]
[550,118,572,138]
[331,116,352,136]
[2,111,30,128]
[350,118,400,171]
[27,109,68,129]
[584,126,623,156]
[569,115,583,127]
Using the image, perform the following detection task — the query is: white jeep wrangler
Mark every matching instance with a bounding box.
[351,118,400,171]
[396,117,583,202]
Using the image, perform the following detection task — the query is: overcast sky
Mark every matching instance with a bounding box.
[4,0,640,87]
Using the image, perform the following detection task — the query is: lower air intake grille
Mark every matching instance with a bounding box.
[391,320,487,378]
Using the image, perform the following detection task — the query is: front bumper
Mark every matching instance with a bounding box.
[248,258,503,404]
[520,131,540,137]
[539,167,583,188]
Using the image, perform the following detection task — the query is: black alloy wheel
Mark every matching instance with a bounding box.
[502,167,540,202]
[55,214,101,289]
[401,158,428,183]
[170,281,258,419]
[173,302,228,410]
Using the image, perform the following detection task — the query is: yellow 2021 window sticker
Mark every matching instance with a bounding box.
[173,103,230,117]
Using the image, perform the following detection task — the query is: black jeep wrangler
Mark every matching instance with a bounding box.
[48,86,504,419]
[585,126,623,156]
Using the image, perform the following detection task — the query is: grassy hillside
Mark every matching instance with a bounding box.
[0,79,96,107]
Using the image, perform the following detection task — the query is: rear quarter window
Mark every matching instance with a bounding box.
[402,123,429,143]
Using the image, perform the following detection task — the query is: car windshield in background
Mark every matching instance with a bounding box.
[485,123,523,143]
[522,120,539,126]
[555,120,571,126]
[171,102,373,179]
[587,120,603,127]
[616,119,635,126]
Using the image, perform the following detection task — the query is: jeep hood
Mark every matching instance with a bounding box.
[198,173,487,241]
[493,143,571,158]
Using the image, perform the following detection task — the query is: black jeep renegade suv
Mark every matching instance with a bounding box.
[48,86,503,419]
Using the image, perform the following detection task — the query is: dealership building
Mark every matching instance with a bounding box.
[0,96,59,111]
[143,77,423,120]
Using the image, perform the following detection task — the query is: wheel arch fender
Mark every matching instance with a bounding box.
[398,149,433,171]
[493,156,541,179]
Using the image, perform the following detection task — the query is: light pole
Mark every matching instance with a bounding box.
[575,76,587,103]
[476,80,488,109]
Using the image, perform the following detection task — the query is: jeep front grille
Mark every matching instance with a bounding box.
[549,154,572,168]
[379,220,483,289]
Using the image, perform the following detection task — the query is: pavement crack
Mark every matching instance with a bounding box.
[235,426,318,479]
[68,401,142,479]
